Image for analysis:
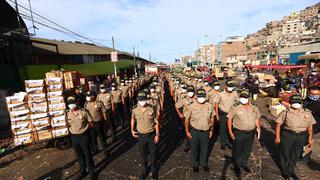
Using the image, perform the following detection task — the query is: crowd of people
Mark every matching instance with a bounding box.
[64,67,320,180]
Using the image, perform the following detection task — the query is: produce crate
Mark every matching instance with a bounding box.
[25,80,44,88]
[34,129,53,141]
[14,133,33,146]
[52,127,69,137]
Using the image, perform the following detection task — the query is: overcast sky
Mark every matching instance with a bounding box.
[10,0,319,63]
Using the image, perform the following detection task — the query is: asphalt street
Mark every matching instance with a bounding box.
[0,81,320,180]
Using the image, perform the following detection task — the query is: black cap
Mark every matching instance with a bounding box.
[239,89,250,98]
[212,81,220,86]
[149,85,156,89]
[196,89,206,98]
[137,91,148,101]
[75,85,82,90]
[290,95,303,104]
[67,96,76,104]
[181,84,187,90]
[187,85,195,92]
[226,81,236,87]
[85,91,96,97]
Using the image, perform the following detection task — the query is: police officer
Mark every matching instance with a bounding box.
[131,91,160,180]
[185,89,215,173]
[149,85,161,120]
[97,85,117,142]
[66,96,96,180]
[175,85,195,152]
[120,79,131,120]
[208,81,221,104]
[214,81,239,149]
[304,86,320,133]
[227,89,261,176]
[111,83,125,128]
[74,86,86,108]
[275,95,316,180]
[85,91,108,156]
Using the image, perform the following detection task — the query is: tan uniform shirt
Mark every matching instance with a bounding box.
[132,104,157,134]
[175,96,195,117]
[185,102,215,131]
[208,90,219,104]
[214,91,239,113]
[227,104,261,131]
[276,108,316,133]
[112,89,122,104]
[85,101,106,122]
[120,85,130,98]
[150,92,160,103]
[67,110,92,135]
[97,93,113,110]
[196,82,203,90]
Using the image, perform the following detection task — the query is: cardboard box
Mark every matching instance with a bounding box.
[270,104,287,117]
[28,93,47,102]
[52,127,69,137]
[25,80,44,88]
[34,129,53,141]
[14,133,33,146]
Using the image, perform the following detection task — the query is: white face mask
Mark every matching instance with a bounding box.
[187,92,194,97]
[197,97,206,104]
[292,103,302,109]
[311,72,317,75]
[150,89,155,93]
[227,87,234,92]
[86,97,91,102]
[68,104,77,110]
[239,98,249,105]
[214,86,220,91]
[204,82,209,86]
[138,101,147,107]
[153,82,158,85]
[182,89,187,93]
[121,83,124,86]
[198,79,202,82]
[100,89,106,93]
[111,87,115,91]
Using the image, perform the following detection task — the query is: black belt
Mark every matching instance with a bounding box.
[233,128,255,134]
[138,131,155,137]
[283,129,307,135]
[71,130,88,137]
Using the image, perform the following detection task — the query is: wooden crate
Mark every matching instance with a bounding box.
[52,127,69,137]
[25,80,44,88]
[14,133,33,146]
[34,129,53,141]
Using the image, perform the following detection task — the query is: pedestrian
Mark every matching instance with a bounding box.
[66,96,96,180]
[227,89,261,176]
[84,91,109,157]
[111,83,125,128]
[304,86,320,133]
[185,88,215,173]
[131,91,160,180]
[74,86,86,108]
[275,95,316,180]
[214,81,239,149]
[97,84,117,142]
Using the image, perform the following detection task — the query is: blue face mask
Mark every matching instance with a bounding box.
[309,94,320,101]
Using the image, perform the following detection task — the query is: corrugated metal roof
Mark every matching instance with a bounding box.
[31,37,132,56]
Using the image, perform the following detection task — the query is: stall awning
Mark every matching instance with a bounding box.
[244,65,307,69]
[298,53,320,60]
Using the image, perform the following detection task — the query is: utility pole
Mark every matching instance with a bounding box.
[149,53,151,62]
[14,0,23,35]
[28,0,36,35]
[112,36,117,78]
[133,47,137,77]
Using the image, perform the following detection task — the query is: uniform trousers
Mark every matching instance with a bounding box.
[106,109,117,140]
[232,129,255,168]
[280,130,307,176]
[190,127,210,167]
[90,120,108,155]
[138,131,157,174]
[219,109,232,147]
[113,102,124,127]
[71,131,96,180]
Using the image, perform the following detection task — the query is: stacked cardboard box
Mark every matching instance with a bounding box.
[25,80,53,141]
[46,77,69,137]
[6,92,33,146]
[64,71,80,90]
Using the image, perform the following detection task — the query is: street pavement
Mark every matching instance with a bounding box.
[0,81,320,180]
